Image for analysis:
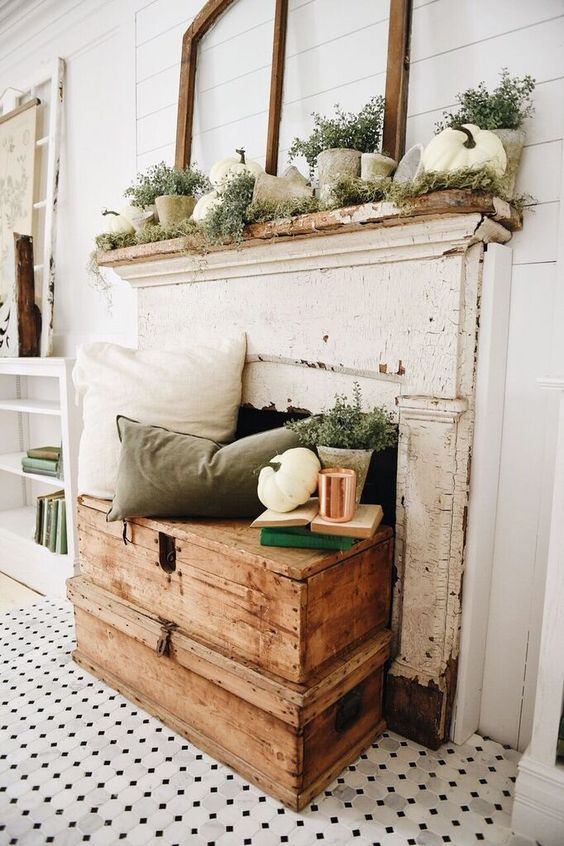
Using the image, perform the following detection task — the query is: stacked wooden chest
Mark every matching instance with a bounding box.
[69,495,394,810]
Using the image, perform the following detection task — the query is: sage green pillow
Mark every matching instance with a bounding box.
[107,416,301,521]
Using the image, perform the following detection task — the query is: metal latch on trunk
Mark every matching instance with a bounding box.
[158,532,176,573]
[156,620,178,657]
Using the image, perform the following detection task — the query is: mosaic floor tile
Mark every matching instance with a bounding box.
[0,599,535,845]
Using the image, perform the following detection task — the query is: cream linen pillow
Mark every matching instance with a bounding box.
[73,337,246,499]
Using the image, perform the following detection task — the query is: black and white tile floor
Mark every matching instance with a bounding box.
[1,601,535,846]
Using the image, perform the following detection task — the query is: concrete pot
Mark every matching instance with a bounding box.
[317,445,373,504]
[491,128,526,199]
[252,171,313,205]
[317,148,361,203]
[154,195,196,227]
[361,153,396,181]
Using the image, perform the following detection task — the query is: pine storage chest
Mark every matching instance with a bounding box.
[77,496,393,683]
[68,576,391,810]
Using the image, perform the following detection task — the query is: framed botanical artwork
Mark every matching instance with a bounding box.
[0,57,64,357]
[0,99,39,357]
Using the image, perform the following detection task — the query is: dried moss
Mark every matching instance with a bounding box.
[246,196,321,224]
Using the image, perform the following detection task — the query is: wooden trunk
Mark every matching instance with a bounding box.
[77,496,393,683]
[68,576,391,810]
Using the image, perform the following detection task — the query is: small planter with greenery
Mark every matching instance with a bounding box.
[124,161,211,227]
[286,383,397,502]
[436,69,535,197]
[288,97,388,200]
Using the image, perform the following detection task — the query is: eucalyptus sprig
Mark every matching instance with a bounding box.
[288,97,386,176]
[436,69,535,132]
[286,383,397,452]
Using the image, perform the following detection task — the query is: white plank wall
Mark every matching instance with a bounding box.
[0,0,563,750]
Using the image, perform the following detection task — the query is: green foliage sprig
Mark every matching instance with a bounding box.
[204,172,256,244]
[288,97,385,175]
[436,69,535,132]
[286,383,397,452]
[124,162,211,207]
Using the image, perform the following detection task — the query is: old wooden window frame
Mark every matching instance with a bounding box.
[175,0,412,173]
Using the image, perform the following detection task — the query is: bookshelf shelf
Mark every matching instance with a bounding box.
[0,506,73,596]
[0,358,79,597]
[0,451,65,488]
[0,398,61,415]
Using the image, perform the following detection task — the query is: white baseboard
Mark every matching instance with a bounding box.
[512,753,564,845]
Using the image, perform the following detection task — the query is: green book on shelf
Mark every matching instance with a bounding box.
[260,527,357,551]
[55,498,67,555]
[22,456,59,473]
[27,446,61,461]
[46,498,58,552]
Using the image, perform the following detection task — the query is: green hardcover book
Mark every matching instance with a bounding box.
[55,499,63,554]
[46,499,57,552]
[27,446,61,461]
[260,527,356,551]
[41,497,49,546]
[22,457,59,473]
[59,500,67,555]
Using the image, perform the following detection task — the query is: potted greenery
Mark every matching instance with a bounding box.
[124,161,210,227]
[436,69,535,198]
[288,97,390,201]
[286,383,397,502]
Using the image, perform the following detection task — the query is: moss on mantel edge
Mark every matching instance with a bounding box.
[96,190,522,269]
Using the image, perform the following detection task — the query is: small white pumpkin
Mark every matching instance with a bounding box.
[257,448,321,513]
[422,123,507,176]
[209,148,264,187]
[192,190,220,222]
[102,208,135,235]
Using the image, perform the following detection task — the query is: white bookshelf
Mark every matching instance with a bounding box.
[0,358,80,596]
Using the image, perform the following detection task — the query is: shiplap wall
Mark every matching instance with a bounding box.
[0,0,563,750]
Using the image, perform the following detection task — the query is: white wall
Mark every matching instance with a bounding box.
[0,0,562,751]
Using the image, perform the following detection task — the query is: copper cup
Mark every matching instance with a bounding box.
[318,468,357,523]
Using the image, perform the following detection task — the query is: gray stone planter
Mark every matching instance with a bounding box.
[155,195,196,227]
[491,128,526,199]
[317,148,361,203]
[317,445,373,503]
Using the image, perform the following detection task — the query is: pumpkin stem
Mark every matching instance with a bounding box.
[253,459,281,476]
[454,126,476,149]
[236,147,246,164]
[102,209,120,217]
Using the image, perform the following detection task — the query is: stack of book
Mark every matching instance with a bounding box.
[251,499,384,550]
[35,491,68,554]
[22,445,62,479]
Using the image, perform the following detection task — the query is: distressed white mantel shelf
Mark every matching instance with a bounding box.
[106,196,517,750]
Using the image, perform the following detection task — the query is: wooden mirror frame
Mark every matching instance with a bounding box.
[176,0,412,174]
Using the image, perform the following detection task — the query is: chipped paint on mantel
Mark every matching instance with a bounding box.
[110,211,513,748]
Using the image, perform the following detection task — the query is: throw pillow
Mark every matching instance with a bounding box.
[73,337,246,499]
[107,417,301,521]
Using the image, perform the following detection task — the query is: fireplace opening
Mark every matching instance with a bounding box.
[235,405,398,527]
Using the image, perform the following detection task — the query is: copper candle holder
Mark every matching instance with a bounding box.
[318,467,357,523]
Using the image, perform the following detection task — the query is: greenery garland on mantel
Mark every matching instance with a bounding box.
[93,166,526,266]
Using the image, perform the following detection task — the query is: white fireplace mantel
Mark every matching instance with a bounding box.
[105,202,515,748]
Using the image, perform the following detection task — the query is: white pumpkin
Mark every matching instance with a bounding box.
[422,123,507,176]
[257,448,321,513]
[209,148,264,186]
[192,190,220,222]
[102,208,135,235]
